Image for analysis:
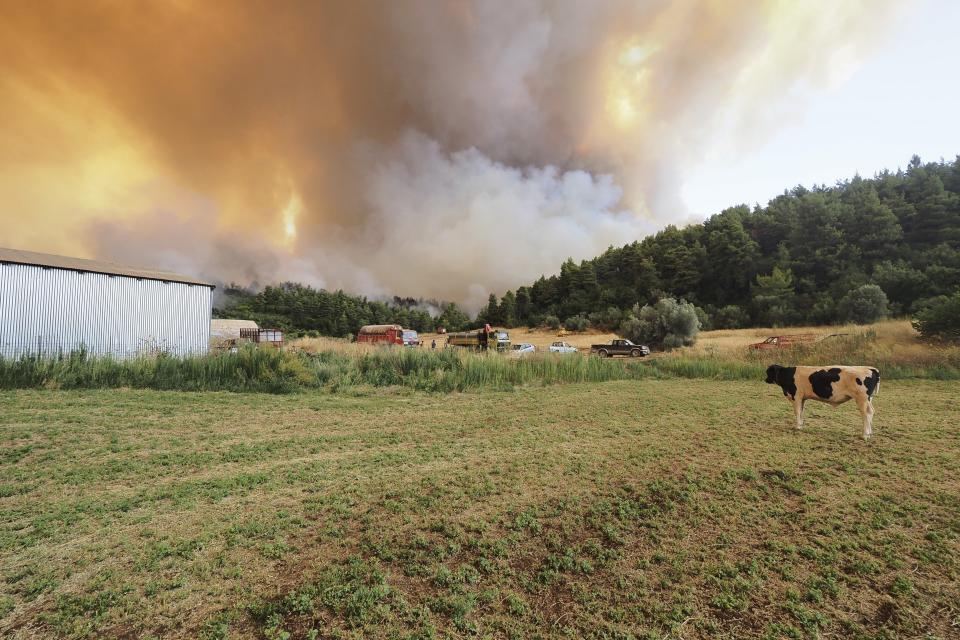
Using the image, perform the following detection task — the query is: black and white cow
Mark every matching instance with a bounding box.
[765,365,880,439]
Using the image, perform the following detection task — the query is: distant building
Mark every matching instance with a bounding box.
[0,247,214,358]
[210,319,259,342]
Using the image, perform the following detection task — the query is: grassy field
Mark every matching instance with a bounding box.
[3,321,958,396]
[1,380,958,639]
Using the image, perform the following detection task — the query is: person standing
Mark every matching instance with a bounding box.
[431,339,437,350]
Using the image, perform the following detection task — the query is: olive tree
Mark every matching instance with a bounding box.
[618,297,701,350]
[838,284,889,325]
[912,291,960,341]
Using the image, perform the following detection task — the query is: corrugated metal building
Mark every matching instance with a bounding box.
[0,247,214,359]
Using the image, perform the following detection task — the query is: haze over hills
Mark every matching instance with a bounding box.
[217,156,960,335]
[1,0,925,310]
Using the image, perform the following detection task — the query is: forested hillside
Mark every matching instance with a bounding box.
[480,155,960,329]
[217,156,960,335]
[213,286,471,337]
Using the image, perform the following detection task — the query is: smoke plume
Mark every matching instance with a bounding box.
[0,0,895,311]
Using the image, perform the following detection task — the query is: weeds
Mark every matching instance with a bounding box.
[4,327,957,394]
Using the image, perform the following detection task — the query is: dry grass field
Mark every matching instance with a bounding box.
[377,320,939,359]
[1,379,958,639]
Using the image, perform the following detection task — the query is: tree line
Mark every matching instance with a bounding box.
[479,155,960,330]
[213,286,443,337]
[216,155,960,337]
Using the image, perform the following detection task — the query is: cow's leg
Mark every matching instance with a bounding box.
[856,394,873,439]
[794,397,805,429]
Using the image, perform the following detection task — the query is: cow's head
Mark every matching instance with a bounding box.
[765,364,782,384]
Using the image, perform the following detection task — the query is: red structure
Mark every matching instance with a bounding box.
[357,324,404,346]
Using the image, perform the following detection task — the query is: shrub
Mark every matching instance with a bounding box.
[838,284,889,325]
[587,307,623,331]
[694,306,712,331]
[712,305,749,330]
[912,291,960,342]
[618,297,701,351]
[544,315,561,330]
[563,314,589,332]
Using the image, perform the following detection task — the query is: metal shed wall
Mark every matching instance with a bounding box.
[0,262,212,358]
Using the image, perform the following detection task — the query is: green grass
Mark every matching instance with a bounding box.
[1,380,958,638]
[2,331,957,396]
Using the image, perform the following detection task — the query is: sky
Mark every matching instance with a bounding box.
[682,0,960,215]
[0,0,956,311]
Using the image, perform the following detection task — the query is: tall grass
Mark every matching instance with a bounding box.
[2,330,957,394]
[675,330,960,380]
[0,346,320,394]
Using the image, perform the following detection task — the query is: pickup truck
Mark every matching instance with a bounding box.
[549,341,578,354]
[590,339,650,358]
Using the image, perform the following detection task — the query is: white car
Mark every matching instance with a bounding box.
[549,341,578,354]
[510,342,536,356]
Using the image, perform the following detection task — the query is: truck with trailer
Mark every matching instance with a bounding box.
[357,324,404,346]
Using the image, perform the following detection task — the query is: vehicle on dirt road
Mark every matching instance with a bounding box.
[402,329,421,347]
[446,324,510,351]
[509,343,536,357]
[590,339,650,358]
[549,341,579,354]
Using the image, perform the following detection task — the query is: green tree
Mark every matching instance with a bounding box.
[872,261,928,313]
[563,314,589,332]
[912,291,960,341]
[478,293,500,325]
[752,267,796,327]
[837,284,889,325]
[712,305,750,329]
[700,207,760,305]
[437,303,469,332]
[498,290,517,328]
[514,287,531,325]
[618,297,700,350]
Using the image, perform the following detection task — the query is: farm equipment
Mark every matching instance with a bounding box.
[748,334,818,350]
[748,333,849,350]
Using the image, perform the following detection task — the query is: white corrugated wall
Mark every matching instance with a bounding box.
[0,263,211,358]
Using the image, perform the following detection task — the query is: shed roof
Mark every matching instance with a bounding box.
[0,247,215,287]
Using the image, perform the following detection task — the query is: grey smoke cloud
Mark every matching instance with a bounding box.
[0,0,897,312]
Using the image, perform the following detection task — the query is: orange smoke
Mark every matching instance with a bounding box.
[0,1,897,308]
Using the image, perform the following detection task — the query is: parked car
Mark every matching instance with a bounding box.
[590,339,650,358]
[401,329,421,347]
[510,343,536,357]
[549,341,578,354]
